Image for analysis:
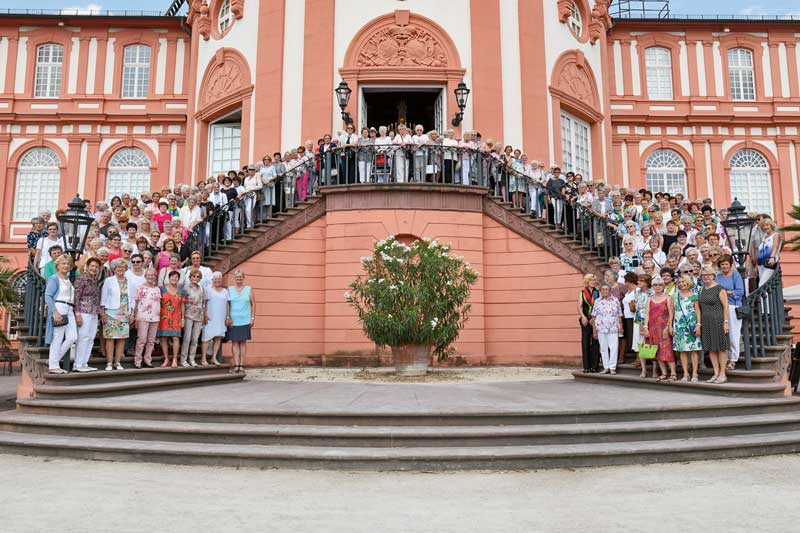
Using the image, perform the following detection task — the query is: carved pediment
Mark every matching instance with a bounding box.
[202,60,245,106]
[557,62,595,107]
[355,17,448,68]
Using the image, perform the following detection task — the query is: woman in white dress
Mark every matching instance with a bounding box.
[411,124,429,182]
[460,131,474,186]
[201,272,229,366]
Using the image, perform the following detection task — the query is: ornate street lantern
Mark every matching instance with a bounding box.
[58,194,94,264]
[720,198,756,275]
[451,81,470,127]
[335,80,353,125]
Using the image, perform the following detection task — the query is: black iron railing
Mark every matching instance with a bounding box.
[23,261,48,347]
[741,266,785,370]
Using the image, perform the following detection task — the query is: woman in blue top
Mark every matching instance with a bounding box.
[226,269,255,373]
[716,254,745,370]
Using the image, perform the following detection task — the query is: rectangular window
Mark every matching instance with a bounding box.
[122,45,151,98]
[645,47,673,100]
[560,111,591,178]
[209,122,241,175]
[728,48,756,101]
[34,44,64,98]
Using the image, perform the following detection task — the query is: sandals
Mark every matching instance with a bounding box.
[668,375,678,382]
[715,376,728,384]
[655,375,667,382]
[691,375,699,383]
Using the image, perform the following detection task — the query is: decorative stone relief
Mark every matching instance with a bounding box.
[589,0,612,44]
[231,0,244,19]
[356,21,448,67]
[557,0,574,23]
[192,1,211,41]
[202,58,245,106]
[557,63,595,107]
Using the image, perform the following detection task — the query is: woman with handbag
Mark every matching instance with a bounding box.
[642,275,676,381]
[578,274,600,373]
[45,254,78,374]
[672,275,702,382]
[716,254,745,370]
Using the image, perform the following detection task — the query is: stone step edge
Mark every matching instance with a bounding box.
[1,428,800,462]
[43,365,233,382]
[572,371,788,396]
[33,373,245,395]
[16,394,800,421]
[3,411,800,440]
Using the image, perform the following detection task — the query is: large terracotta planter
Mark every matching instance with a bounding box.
[390,344,432,377]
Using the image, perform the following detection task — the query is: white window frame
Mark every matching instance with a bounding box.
[645,47,673,100]
[208,121,242,175]
[728,48,756,101]
[34,44,64,98]
[568,2,583,38]
[107,148,152,200]
[730,149,773,216]
[218,0,233,33]
[13,147,61,220]
[121,44,151,99]
[560,110,591,179]
[645,149,687,195]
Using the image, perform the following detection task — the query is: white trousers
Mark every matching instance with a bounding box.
[728,304,743,362]
[395,154,407,183]
[75,312,98,368]
[598,332,619,370]
[461,158,471,186]
[358,161,372,183]
[49,304,77,370]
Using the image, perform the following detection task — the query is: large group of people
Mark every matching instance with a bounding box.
[31,188,256,374]
[578,187,783,383]
[24,120,783,381]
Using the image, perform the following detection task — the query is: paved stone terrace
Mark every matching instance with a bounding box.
[27,379,789,415]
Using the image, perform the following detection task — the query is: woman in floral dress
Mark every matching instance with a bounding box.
[158,270,186,368]
[672,275,702,382]
[642,275,676,381]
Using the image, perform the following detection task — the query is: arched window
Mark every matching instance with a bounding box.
[567,2,583,38]
[34,44,64,98]
[644,47,673,100]
[107,148,151,201]
[14,147,61,220]
[730,149,772,215]
[218,0,233,33]
[728,48,755,101]
[560,110,591,178]
[645,149,687,195]
[122,45,151,98]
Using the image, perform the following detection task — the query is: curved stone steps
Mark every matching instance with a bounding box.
[31,372,245,399]
[3,411,800,448]
[40,364,235,386]
[1,428,800,471]
[572,370,789,397]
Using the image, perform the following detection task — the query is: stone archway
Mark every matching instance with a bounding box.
[340,10,466,131]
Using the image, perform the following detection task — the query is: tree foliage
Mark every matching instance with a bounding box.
[346,237,479,362]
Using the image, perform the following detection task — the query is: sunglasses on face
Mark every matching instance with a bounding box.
[132,260,142,264]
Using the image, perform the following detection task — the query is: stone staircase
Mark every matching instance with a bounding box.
[1,384,799,470]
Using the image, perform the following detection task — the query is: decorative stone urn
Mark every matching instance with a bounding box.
[390,344,432,377]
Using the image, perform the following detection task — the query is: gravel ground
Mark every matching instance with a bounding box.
[1,453,799,532]
[244,366,575,384]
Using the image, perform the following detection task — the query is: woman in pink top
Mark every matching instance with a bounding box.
[152,201,173,233]
[132,268,161,368]
[156,238,176,272]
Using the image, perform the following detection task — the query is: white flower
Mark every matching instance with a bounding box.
[343,292,351,300]
[423,237,431,243]
[447,281,453,286]
[361,256,373,262]
[430,318,438,327]
[389,284,397,290]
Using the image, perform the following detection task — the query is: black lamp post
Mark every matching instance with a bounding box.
[335,80,353,126]
[451,81,470,127]
[720,198,756,276]
[58,194,94,279]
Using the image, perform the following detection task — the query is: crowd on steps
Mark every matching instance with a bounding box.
[22,121,783,379]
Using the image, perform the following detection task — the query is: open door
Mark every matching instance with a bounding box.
[360,88,368,131]
[434,89,443,133]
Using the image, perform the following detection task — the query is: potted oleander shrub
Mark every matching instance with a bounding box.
[345,237,479,376]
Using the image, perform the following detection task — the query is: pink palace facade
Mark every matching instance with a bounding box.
[3,1,800,363]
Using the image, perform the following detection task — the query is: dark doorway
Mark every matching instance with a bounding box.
[362,89,442,133]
